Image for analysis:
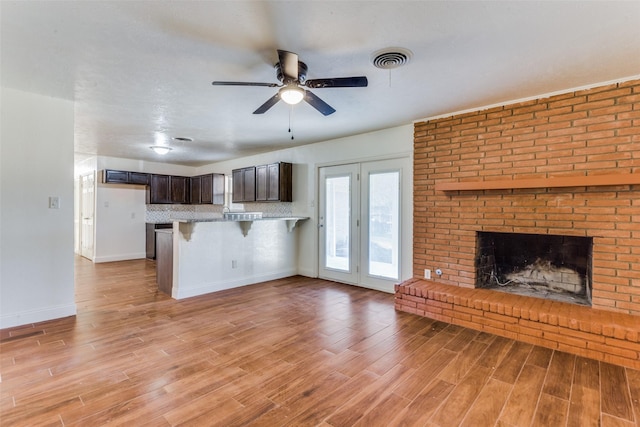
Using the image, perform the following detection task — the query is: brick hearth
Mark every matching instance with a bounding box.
[395,278,640,369]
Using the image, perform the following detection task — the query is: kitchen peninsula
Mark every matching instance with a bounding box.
[156,216,308,299]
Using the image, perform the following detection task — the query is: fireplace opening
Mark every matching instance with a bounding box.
[475,232,593,306]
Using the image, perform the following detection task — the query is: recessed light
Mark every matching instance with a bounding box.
[172,137,194,142]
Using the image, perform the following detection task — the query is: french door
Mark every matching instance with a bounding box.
[318,158,407,292]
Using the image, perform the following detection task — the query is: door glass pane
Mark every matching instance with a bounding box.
[325,175,350,271]
[368,171,399,279]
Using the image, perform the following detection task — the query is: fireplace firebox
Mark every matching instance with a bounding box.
[475,232,592,306]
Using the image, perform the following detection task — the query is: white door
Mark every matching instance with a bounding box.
[360,159,403,290]
[318,164,359,284]
[319,158,408,292]
[80,172,95,260]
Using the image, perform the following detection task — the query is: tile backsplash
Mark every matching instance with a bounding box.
[145,203,293,223]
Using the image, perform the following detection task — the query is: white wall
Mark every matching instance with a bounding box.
[83,156,197,263]
[196,124,414,279]
[1,88,76,328]
[172,220,299,299]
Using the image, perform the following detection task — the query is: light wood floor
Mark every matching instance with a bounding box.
[1,258,639,426]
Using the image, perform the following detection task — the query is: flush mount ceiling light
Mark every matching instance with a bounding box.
[279,85,305,105]
[371,47,413,69]
[150,145,172,155]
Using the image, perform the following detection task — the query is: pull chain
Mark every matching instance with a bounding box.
[288,106,294,140]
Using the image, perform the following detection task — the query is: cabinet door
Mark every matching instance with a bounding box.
[190,176,202,204]
[200,173,225,205]
[170,176,189,204]
[255,165,268,201]
[232,167,255,202]
[277,162,292,202]
[149,175,171,204]
[267,163,281,201]
[103,169,129,184]
[212,174,225,205]
[242,167,256,201]
[232,169,244,202]
[254,162,292,202]
[129,172,149,185]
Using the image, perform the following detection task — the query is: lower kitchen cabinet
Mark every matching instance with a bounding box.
[146,223,173,259]
[155,229,173,295]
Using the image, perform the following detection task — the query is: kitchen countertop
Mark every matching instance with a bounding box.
[172,216,309,223]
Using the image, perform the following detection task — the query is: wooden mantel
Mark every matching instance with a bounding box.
[435,172,640,192]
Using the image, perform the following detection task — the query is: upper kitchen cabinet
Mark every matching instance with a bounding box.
[190,173,224,205]
[189,175,202,204]
[103,169,224,205]
[148,174,171,204]
[232,167,256,203]
[103,169,150,185]
[148,174,189,204]
[170,176,189,204]
[256,162,292,202]
[200,173,224,205]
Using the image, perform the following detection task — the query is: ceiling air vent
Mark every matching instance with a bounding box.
[371,48,413,69]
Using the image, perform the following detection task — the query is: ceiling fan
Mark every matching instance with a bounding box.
[212,50,368,116]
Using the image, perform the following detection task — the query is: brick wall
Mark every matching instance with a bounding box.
[413,79,640,315]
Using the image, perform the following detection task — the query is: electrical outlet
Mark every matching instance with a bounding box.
[424,269,431,279]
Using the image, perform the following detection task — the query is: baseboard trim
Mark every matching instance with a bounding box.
[0,304,77,330]
[93,253,147,263]
[173,269,298,299]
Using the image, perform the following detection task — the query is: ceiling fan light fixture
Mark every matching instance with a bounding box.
[279,86,304,105]
[150,145,172,155]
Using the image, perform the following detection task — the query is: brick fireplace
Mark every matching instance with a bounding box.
[396,79,640,368]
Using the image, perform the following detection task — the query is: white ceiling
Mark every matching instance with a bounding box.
[2,1,639,166]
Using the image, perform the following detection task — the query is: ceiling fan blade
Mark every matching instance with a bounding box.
[304,90,336,116]
[277,50,299,82]
[253,93,281,114]
[212,81,279,87]
[305,76,368,88]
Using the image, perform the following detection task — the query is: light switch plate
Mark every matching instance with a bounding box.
[49,196,60,209]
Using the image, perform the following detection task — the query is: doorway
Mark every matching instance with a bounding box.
[79,172,95,260]
[318,157,410,292]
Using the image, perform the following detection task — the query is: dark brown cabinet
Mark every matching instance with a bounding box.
[232,167,256,202]
[155,229,173,295]
[256,162,292,202]
[146,223,172,259]
[200,173,225,205]
[189,176,202,204]
[188,173,224,205]
[129,172,150,185]
[104,169,224,205]
[148,175,189,204]
[103,169,149,185]
[149,174,171,204]
[170,176,189,204]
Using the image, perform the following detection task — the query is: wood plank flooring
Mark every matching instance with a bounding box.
[1,257,639,426]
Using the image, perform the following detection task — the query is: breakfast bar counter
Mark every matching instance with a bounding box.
[160,216,308,299]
